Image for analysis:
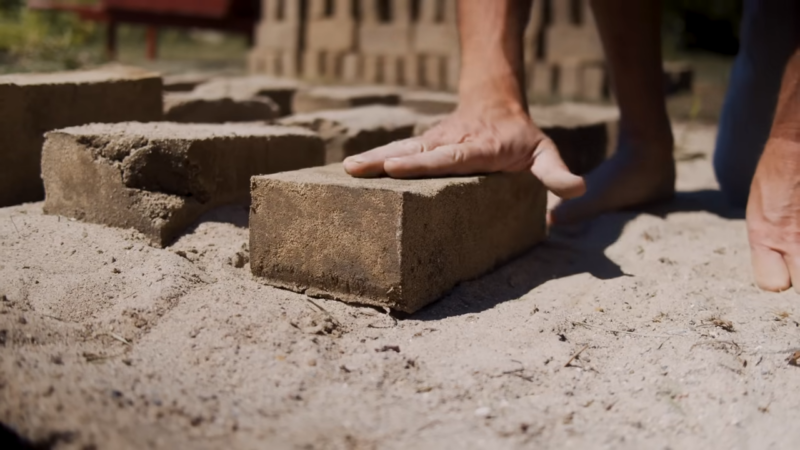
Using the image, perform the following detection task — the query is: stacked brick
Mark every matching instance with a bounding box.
[248,0,609,100]
[1,66,625,314]
[358,0,415,86]
[248,0,304,78]
[532,0,607,100]
[303,0,360,81]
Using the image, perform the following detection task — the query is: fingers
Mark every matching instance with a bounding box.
[784,254,800,294]
[751,246,791,292]
[384,143,484,178]
[343,138,430,178]
[530,139,586,200]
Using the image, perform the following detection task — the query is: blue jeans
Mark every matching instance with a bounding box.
[713,0,800,207]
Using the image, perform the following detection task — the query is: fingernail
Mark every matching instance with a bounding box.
[344,157,363,165]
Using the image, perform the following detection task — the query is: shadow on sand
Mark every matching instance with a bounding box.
[413,189,745,321]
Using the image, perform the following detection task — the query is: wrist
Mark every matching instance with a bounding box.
[458,64,527,111]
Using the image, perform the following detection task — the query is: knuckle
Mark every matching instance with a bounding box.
[446,147,467,165]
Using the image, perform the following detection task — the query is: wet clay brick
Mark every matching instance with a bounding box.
[292,86,400,113]
[42,123,324,246]
[164,91,280,123]
[0,66,162,207]
[278,106,424,163]
[250,164,546,313]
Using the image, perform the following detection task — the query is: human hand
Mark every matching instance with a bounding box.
[747,137,800,292]
[343,102,586,199]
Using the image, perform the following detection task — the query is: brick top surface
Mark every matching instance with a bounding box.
[529,102,620,128]
[0,66,159,86]
[280,105,422,130]
[255,163,488,196]
[162,72,215,86]
[194,76,303,96]
[401,91,459,103]
[48,122,318,141]
[302,85,400,99]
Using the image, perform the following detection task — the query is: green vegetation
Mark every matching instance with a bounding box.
[0,1,103,72]
[0,0,248,74]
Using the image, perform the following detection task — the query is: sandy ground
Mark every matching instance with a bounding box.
[2,123,800,450]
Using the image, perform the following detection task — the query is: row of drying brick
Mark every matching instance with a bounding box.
[38,109,617,314]
[0,66,617,208]
[249,0,604,94]
[38,100,618,245]
[0,66,446,207]
[40,123,546,314]
[3,66,618,314]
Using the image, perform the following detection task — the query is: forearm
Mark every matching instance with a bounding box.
[771,47,800,142]
[457,0,532,110]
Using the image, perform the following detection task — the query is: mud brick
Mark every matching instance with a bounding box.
[304,0,358,81]
[0,66,162,207]
[163,92,280,123]
[523,0,545,68]
[557,60,582,99]
[279,106,423,163]
[544,25,603,63]
[529,102,619,175]
[249,0,304,78]
[359,0,413,55]
[193,76,301,116]
[162,73,215,92]
[250,164,546,313]
[292,86,400,113]
[248,50,300,78]
[254,0,302,50]
[401,91,458,115]
[445,56,460,91]
[582,63,607,101]
[414,103,619,175]
[550,0,574,25]
[306,1,357,51]
[413,0,458,54]
[417,54,459,91]
[341,53,363,82]
[42,123,324,246]
[530,63,556,98]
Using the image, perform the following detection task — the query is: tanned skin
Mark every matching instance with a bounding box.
[748,47,800,291]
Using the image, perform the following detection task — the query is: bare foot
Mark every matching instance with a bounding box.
[548,134,676,224]
[747,137,800,292]
[343,102,586,200]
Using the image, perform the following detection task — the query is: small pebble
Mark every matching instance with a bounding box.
[474,407,492,418]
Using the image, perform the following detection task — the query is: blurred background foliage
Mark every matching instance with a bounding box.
[0,0,102,71]
[0,0,246,73]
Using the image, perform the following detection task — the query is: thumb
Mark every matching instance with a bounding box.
[530,138,586,199]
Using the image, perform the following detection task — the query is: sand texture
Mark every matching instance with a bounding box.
[1,124,800,449]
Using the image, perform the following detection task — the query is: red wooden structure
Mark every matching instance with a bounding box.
[28,0,260,60]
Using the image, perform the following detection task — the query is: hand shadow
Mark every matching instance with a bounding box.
[413,189,744,321]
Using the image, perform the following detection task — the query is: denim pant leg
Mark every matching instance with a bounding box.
[713,0,800,207]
